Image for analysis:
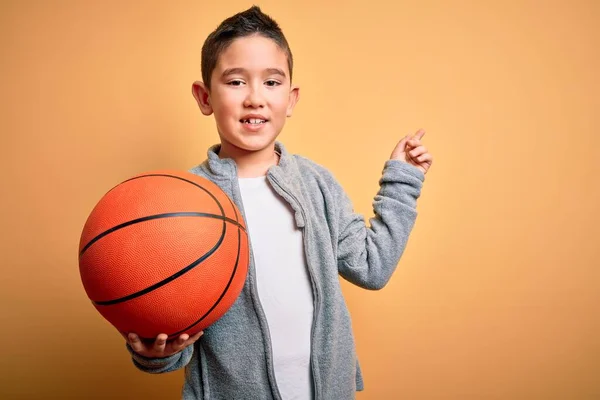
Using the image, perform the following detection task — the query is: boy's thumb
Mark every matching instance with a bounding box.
[390,135,410,159]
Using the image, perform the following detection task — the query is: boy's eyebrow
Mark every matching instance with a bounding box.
[221,67,287,78]
[265,68,287,78]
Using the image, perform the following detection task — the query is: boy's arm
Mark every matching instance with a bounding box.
[333,131,431,290]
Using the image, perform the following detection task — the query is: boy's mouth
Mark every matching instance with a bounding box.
[240,118,268,125]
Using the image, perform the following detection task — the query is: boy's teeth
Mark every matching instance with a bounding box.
[243,118,265,124]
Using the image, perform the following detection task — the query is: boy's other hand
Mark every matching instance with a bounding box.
[390,129,433,174]
[127,331,204,358]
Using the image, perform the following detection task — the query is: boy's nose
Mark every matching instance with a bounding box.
[243,88,265,108]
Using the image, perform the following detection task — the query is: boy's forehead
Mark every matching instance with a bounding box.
[214,36,289,73]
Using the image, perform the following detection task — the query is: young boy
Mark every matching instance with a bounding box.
[125,6,432,400]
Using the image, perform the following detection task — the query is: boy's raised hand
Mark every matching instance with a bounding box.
[390,129,433,174]
[127,331,203,358]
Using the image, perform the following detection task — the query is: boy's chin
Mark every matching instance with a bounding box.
[224,135,279,153]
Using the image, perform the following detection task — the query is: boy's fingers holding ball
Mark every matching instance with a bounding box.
[178,333,190,344]
[128,333,144,352]
[171,334,190,352]
[129,331,202,355]
[153,333,168,352]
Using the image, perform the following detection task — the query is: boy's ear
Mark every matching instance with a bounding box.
[192,81,213,116]
[286,85,300,117]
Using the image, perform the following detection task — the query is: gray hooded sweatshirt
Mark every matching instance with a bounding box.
[127,141,425,399]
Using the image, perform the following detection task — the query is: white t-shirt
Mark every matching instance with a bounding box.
[238,176,314,400]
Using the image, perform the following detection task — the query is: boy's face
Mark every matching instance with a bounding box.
[193,35,299,155]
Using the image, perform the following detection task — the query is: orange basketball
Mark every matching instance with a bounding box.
[78,170,249,340]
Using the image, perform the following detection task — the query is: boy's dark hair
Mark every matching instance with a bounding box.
[201,5,293,90]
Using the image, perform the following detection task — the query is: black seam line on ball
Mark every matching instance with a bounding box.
[163,222,243,339]
[79,212,246,257]
[93,219,228,306]
[82,172,234,256]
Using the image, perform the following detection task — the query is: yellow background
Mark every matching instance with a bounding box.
[2,0,599,399]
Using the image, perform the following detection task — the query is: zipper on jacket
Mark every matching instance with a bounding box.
[250,260,284,400]
[231,176,284,400]
[269,174,321,400]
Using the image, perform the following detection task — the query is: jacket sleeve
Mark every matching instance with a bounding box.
[126,343,194,374]
[332,160,424,290]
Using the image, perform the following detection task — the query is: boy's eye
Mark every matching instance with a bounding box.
[227,80,245,86]
[265,80,281,87]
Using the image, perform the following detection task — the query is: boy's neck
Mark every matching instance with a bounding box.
[218,141,280,178]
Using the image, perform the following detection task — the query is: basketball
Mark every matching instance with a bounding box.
[78,170,249,340]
